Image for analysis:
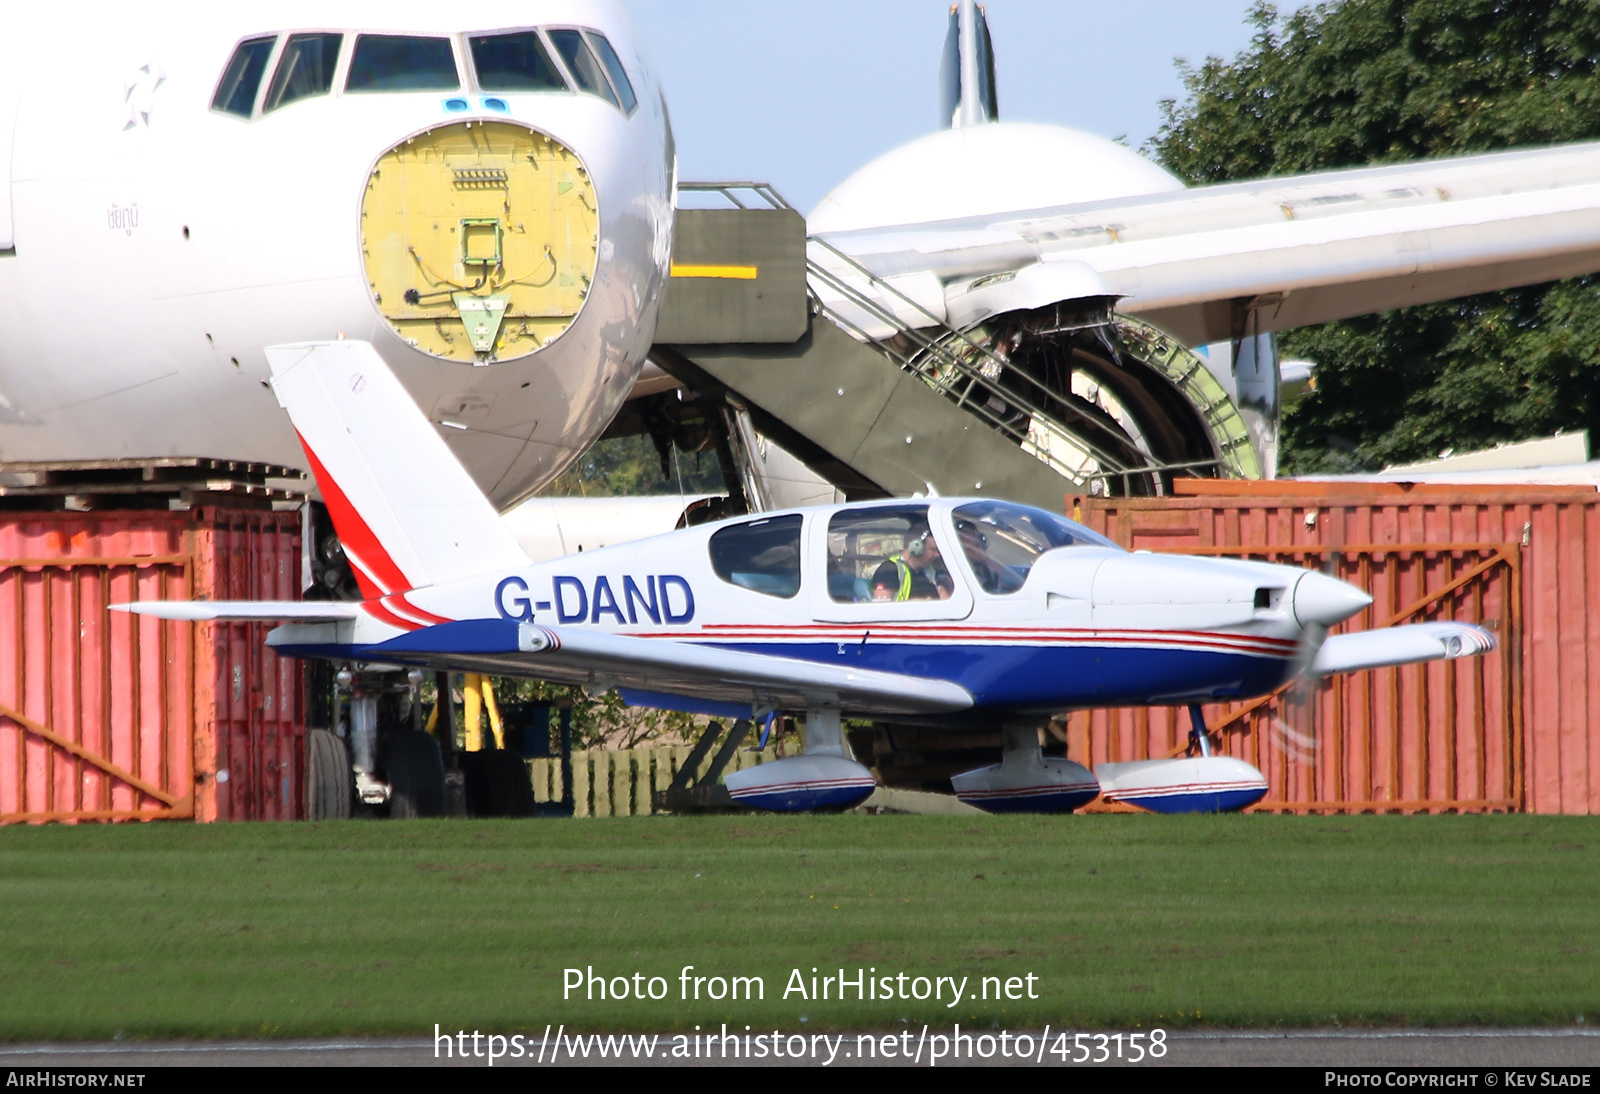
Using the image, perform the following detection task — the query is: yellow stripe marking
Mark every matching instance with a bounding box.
[670,263,758,279]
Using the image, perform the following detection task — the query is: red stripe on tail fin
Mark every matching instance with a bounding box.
[297,429,412,598]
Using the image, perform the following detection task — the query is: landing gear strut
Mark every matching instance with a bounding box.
[331,666,448,819]
[1187,703,1214,757]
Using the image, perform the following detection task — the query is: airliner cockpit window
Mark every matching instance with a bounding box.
[585,33,637,113]
[346,35,460,92]
[951,501,1122,595]
[709,515,802,599]
[263,33,342,112]
[469,32,568,92]
[212,36,276,117]
[547,29,619,107]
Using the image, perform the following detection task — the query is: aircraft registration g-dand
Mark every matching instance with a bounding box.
[0,1,671,509]
[121,340,1496,815]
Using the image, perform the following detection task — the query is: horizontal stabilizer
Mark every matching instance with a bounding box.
[315,618,974,718]
[1312,622,1497,675]
[113,601,361,622]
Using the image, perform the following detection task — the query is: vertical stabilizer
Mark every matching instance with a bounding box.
[939,0,998,129]
[265,340,529,596]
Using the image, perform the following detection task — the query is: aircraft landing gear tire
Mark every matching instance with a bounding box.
[305,728,352,821]
[461,751,537,817]
[383,728,447,818]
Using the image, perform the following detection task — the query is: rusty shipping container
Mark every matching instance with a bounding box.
[1072,481,1600,815]
[0,508,303,823]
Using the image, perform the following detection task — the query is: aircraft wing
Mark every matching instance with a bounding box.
[811,142,1600,345]
[341,619,975,718]
[1310,622,1497,676]
[114,601,361,622]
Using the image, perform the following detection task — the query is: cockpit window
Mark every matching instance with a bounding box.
[263,33,342,112]
[585,32,637,113]
[212,36,276,117]
[709,515,802,598]
[469,31,568,92]
[951,501,1121,595]
[547,29,619,107]
[346,35,459,92]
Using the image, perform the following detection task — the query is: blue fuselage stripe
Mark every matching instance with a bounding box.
[702,641,1291,710]
[272,636,1293,714]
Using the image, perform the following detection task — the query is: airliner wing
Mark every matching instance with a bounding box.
[812,142,1600,345]
[1311,622,1497,676]
[336,619,975,718]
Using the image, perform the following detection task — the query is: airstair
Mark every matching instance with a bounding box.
[651,184,1261,507]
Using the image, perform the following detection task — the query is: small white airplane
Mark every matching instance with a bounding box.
[120,339,1496,814]
[0,2,672,510]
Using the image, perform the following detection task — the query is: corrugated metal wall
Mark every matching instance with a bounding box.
[4,484,1593,821]
[0,508,302,823]
[1074,482,1599,814]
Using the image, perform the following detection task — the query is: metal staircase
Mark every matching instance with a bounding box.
[652,183,1259,507]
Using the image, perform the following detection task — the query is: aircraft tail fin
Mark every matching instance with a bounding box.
[265,340,529,596]
[940,0,998,129]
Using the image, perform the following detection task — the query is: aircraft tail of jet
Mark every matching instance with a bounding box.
[940,0,998,129]
[265,340,530,597]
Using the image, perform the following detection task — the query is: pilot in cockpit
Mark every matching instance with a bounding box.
[869,526,953,601]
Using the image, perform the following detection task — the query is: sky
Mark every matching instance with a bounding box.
[626,0,1280,215]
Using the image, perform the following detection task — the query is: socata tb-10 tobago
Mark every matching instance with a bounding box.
[122,340,1495,815]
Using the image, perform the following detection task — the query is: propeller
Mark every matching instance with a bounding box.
[1278,532,1371,762]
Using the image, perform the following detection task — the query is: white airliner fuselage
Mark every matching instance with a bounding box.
[0,2,673,509]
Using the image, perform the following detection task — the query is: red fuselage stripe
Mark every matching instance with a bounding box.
[390,592,453,626]
[362,597,421,632]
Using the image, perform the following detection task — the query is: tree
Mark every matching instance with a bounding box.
[1150,0,1600,472]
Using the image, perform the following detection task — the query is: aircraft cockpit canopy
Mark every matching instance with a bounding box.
[951,501,1120,595]
[211,26,638,119]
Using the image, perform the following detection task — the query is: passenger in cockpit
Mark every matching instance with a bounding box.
[956,518,1006,593]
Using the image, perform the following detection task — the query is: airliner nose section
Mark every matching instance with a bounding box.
[1292,571,1373,627]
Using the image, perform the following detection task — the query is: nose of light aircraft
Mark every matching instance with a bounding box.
[1292,570,1373,628]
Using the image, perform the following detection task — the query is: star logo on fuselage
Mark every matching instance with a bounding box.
[123,61,166,130]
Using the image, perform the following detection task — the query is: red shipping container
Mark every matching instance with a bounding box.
[0,507,303,822]
[1073,481,1600,815]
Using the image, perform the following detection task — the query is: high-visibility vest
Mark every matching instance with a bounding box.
[894,558,913,601]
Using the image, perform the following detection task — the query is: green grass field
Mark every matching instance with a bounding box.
[1,814,1596,1039]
